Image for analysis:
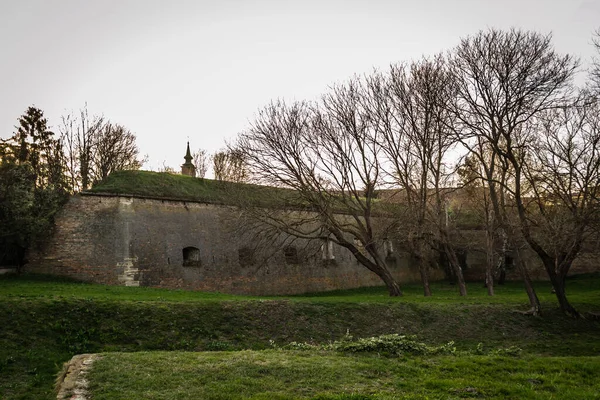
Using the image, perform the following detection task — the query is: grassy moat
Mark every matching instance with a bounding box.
[1,273,599,399]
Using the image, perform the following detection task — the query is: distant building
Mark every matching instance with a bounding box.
[181,142,196,177]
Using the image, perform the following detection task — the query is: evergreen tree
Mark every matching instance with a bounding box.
[0,106,68,269]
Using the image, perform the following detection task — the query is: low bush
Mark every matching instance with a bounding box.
[332,334,456,356]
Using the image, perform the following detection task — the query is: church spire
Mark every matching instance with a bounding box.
[184,142,193,163]
[181,142,196,177]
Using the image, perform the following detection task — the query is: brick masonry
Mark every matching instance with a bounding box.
[26,194,443,295]
[26,194,598,295]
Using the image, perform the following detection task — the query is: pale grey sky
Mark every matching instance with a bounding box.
[1,0,599,173]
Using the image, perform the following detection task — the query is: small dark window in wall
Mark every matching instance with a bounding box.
[238,246,255,267]
[182,247,201,267]
[284,246,299,264]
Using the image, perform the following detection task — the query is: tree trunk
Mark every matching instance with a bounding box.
[497,268,506,285]
[485,231,495,296]
[552,277,579,318]
[485,268,494,296]
[419,260,432,297]
[439,230,467,296]
[442,243,467,296]
[342,237,403,297]
[514,248,541,315]
[545,262,579,318]
[413,236,432,296]
[442,253,457,284]
[377,265,402,296]
[496,230,509,285]
[448,250,467,296]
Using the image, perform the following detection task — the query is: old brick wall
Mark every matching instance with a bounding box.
[27,195,121,283]
[458,230,599,282]
[27,194,442,295]
[26,194,598,295]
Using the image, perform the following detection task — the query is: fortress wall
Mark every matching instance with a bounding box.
[26,194,599,295]
[457,230,599,282]
[27,195,121,284]
[26,194,439,295]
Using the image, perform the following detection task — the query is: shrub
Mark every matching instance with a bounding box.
[333,334,456,356]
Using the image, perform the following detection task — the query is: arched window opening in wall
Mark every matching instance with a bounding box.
[182,246,201,267]
[284,245,299,264]
[238,246,255,267]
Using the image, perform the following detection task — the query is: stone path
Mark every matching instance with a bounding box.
[56,354,100,400]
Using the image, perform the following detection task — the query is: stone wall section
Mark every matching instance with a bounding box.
[28,195,120,284]
[26,193,598,295]
[28,194,425,295]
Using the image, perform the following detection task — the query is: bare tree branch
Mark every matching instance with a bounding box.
[192,149,209,178]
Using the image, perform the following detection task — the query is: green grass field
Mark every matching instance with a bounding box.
[3,271,599,306]
[1,273,599,399]
[88,351,600,400]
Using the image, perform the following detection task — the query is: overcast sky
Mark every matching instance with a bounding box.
[1,0,599,173]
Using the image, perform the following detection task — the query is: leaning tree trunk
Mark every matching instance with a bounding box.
[445,246,467,296]
[356,247,403,297]
[545,261,580,318]
[514,247,541,315]
[551,276,579,318]
[376,264,402,296]
[439,229,467,296]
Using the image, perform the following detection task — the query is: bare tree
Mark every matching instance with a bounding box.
[212,149,248,182]
[233,81,402,296]
[457,151,498,295]
[157,161,176,174]
[450,28,579,315]
[518,98,600,317]
[59,105,104,192]
[192,149,209,178]
[93,122,143,182]
[366,56,467,296]
[60,106,143,191]
[591,28,600,93]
